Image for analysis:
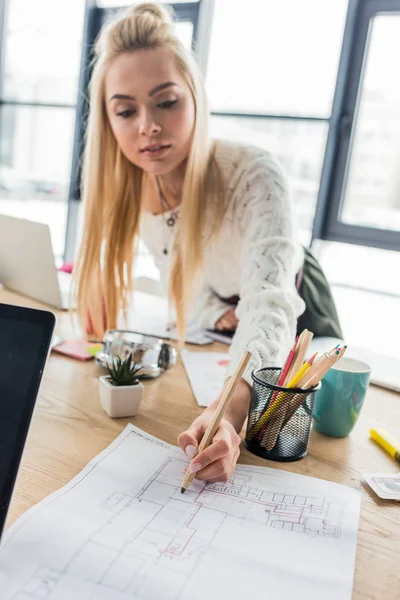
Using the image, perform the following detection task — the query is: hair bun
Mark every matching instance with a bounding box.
[128,2,173,26]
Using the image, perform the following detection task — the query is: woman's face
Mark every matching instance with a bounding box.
[105,48,195,176]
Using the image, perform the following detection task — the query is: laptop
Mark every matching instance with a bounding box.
[0,302,55,540]
[0,214,74,310]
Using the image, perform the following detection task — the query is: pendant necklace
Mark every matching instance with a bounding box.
[155,175,179,255]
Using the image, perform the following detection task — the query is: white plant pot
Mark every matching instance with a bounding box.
[99,376,144,418]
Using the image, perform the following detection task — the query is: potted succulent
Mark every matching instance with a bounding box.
[99,354,144,418]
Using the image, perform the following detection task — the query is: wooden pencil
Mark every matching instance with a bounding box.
[295,348,338,388]
[284,329,313,386]
[261,351,318,449]
[250,329,312,438]
[249,348,315,437]
[277,338,297,387]
[301,349,342,388]
[258,352,317,449]
[282,347,346,425]
[180,349,251,494]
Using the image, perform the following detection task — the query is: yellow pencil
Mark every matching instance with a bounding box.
[282,348,345,425]
[250,357,313,436]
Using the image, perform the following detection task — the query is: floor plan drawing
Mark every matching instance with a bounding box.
[0,425,361,600]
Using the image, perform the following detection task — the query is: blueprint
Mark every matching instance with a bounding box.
[0,425,361,600]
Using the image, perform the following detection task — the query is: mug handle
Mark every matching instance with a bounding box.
[302,396,321,422]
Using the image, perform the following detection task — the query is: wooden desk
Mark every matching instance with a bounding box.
[2,289,399,599]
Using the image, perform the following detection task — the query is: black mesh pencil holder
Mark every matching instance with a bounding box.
[244,367,321,462]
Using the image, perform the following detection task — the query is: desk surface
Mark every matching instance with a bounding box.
[2,289,399,599]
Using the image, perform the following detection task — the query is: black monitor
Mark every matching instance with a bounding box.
[0,303,55,540]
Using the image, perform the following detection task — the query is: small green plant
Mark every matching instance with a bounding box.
[106,354,142,387]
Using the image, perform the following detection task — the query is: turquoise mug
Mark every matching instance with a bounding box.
[312,357,371,438]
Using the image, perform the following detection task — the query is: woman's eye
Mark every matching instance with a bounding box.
[116,109,136,118]
[158,99,178,109]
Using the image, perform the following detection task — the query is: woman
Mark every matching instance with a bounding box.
[74,3,341,483]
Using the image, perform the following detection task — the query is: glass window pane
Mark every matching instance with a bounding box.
[175,21,193,50]
[0,106,75,258]
[3,0,85,104]
[340,14,400,232]
[320,245,400,359]
[207,0,348,118]
[97,0,198,6]
[211,116,328,244]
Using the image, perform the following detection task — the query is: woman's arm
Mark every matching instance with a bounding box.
[178,151,305,483]
[226,152,305,386]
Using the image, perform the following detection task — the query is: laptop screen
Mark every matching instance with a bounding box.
[0,304,55,538]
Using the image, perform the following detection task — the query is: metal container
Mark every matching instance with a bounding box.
[95,329,177,379]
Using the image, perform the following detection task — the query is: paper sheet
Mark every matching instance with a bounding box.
[0,425,361,600]
[181,349,230,406]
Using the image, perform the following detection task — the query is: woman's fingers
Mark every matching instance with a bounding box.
[225,309,238,328]
[216,318,229,331]
[188,437,230,474]
[196,447,240,482]
[230,312,239,327]
[226,318,238,330]
[188,424,240,481]
[215,309,239,331]
[177,419,205,459]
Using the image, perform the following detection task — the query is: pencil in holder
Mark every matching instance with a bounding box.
[244,367,321,462]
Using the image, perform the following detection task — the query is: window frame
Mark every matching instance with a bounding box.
[312,0,400,252]
[0,0,5,103]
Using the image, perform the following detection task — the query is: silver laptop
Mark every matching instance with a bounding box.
[0,214,73,310]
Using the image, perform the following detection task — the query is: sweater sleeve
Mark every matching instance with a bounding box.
[225,153,305,386]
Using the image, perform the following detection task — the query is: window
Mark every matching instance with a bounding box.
[315,0,400,253]
[0,106,75,257]
[210,116,328,245]
[0,0,86,259]
[206,0,348,118]
[3,0,84,104]
[340,14,400,233]
[207,0,348,244]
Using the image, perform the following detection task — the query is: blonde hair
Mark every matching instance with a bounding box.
[74,2,225,340]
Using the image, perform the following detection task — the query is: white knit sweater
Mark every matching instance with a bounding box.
[140,140,305,385]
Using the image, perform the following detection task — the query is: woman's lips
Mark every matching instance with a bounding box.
[140,144,171,158]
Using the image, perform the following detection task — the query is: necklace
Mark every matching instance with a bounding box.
[155,176,179,255]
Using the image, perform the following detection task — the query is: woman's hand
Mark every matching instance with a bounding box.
[215,308,239,331]
[178,412,241,483]
[177,379,251,483]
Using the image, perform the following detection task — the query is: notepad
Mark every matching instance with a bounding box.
[52,340,101,361]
